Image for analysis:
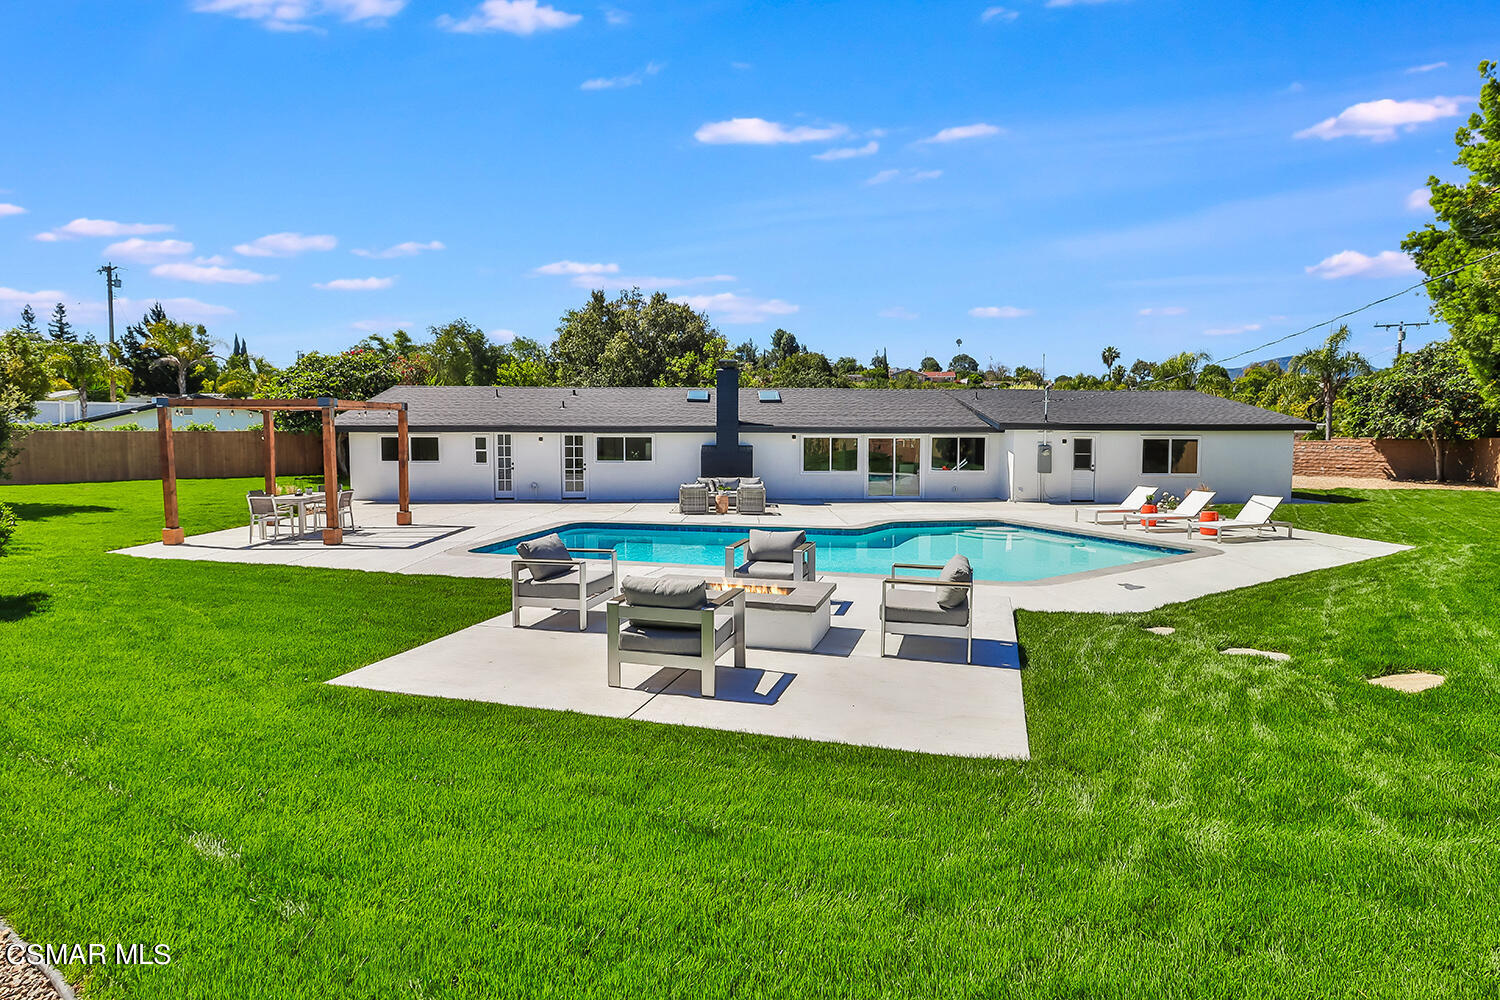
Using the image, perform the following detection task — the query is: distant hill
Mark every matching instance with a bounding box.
[1224,355,1294,379]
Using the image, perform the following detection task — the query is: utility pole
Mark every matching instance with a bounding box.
[1374,320,1430,359]
[98,262,123,401]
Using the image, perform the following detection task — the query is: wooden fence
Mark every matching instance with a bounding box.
[4,429,324,486]
[1294,437,1500,486]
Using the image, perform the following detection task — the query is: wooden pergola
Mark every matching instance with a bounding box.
[156,396,411,546]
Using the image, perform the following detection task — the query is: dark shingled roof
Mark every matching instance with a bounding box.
[336,385,1311,433]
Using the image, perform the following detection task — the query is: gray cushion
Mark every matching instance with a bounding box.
[515,562,614,600]
[733,560,796,581]
[748,529,805,562]
[621,575,706,609]
[618,617,734,656]
[935,554,973,609]
[883,589,969,626]
[696,477,719,489]
[739,477,763,487]
[718,478,740,491]
[516,533,572,581]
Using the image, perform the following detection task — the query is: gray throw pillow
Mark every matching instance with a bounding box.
[748,528,805,562]
[739,477,763,487]
[934,554,972,609]
[622,575,706,608]
[719,478,740,491]
[516,532,572,581]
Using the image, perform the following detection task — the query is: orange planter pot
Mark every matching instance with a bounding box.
[1140,503,1158,528]
[1199,509,1220,536]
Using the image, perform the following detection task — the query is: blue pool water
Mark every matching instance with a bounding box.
[475,520,1179,582]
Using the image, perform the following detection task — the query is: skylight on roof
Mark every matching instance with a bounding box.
[758,390,782,402]
[686,388,710,402]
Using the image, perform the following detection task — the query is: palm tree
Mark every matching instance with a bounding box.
[45,338,131,420]
[143,320,219,396]
[1101,345,1121,374]
[1290,325,1373,441]
[1151,350,1212,389]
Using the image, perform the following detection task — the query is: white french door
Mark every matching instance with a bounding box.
[494,433,514,499]
[562,434,587,498]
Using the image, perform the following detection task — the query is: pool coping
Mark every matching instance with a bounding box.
[446,511,1220,588]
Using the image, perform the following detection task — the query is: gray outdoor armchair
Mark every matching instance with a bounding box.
[606,576,746,698]
[879,554,974,662]
[678,483,710,515]
[736,479,767,515]
[510,532,619,630]
[725,528,815,581]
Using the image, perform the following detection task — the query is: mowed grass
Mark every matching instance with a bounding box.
[1,479,1498,998]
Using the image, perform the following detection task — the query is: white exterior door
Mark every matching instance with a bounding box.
[494,433,514,499]
[1070,437,1096,501]
[562,434,587,498]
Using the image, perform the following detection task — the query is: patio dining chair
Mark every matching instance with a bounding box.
[317,490,357,529]
[510,532,620,630]
[246,493,288,542]
[606,576,745,698]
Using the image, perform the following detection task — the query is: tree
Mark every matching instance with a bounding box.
[833,355,861,377]
[1149,350,1212,390]
[949,353,979,375]
[18,305,39,338]
[264,350,402,431]
[0,326,52,403]
[1403,61,1500,400]
[45,338,130,420]
[552,288,727,387]
[143,320,219,396]
[1289,325,1372,441]
[1343,340,1500,480]
[868,351,889,379]
[428,319,501,386]
[1126,359,1154,388]
[1101,345,1121,373]
[48,303,75,343]
[764,352,847,388]
[120,303,182,395]
[920,356,941,372]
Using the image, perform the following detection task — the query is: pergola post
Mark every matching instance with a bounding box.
[263,410,277,495]
[396,404,412,525]
[157,399,184,545]
[319,397,343,546]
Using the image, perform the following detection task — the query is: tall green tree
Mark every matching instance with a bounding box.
[48,302,75,343]
[949,353,979,375]
[1343,340,1500,480]
[120,303,178,395]
[1403,61,1500,400]
[552,288,727,387]
[920,356,941,372]
[427,319,501,386]
[143,320,219,396]
[45,338,131,420]
[264,350,401,431]
[1149,351,1212,390]
[1101,345,1121,373]
[1289,325,1372,441]
[0,326,52,403]
[18,305,39,338]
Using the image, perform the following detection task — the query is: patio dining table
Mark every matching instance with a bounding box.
[274,492,326,536]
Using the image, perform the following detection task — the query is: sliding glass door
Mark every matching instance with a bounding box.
[867,437,921,497]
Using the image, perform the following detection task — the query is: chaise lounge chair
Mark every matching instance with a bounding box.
[1077,485,1156,524]
[725,528,816,581]
[606,576,746,698]
[510,532,620,630]
[1186,495,1294,542]
[879,554,974,663]
[1121,489,1217,531]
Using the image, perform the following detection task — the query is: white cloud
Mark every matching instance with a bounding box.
[0,286,68,309]
[969,305,1033,318]
[235,232,338,257]
[191,0,407,31]
[1405,187,1431,212]
[315,276,397,290]
[35,217,173,241]
[1203,323,1261,336]
[1406,61,1447,74]
[570,273,734,289]
[1045,0,1123,6]
[981,6,1018,21]
[352,239,446,258]
[151,262,276,285]
[694,118,847,145]
[879,306,919,319]
[1294,96,1464,141]
[0,203,25,217]
[918,122,1004,144]
[1280,81,1305,95]
[534,259,619,276]
[581,61,661,90]
[490,328,518,341]
[194,254,232,266]
[813,141,879,161]
[1305,249,1417,279]
[351,318,415,331]
[104,238,195,262]
[114,296,235,321]
[1138,306,1187,316]
[676,291,798,324]
[602,7,629,25]
[867,168,942,185]
[438,0,581,34]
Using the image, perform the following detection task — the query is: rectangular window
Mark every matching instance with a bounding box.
[931,437,986,472]
[474,436,488,464]
[802,436,858,472]
[1142,438,1198,475]
[595,436,652,462]
[383,436,440,462]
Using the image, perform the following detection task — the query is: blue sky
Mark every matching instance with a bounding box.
[1,0,1494,373]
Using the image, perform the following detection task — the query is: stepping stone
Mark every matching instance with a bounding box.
[1368,672,1445,693]
[1144,626,1175,636]
[1222,647,1291,662]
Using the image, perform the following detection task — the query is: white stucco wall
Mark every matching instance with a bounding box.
[744,432,1007,502]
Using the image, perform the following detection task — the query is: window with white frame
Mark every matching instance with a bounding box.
[381,436,439,462]
[1142,437,1198,475]
[595,436,653,462]
[802,436,859,472]
[474,436,488,464]
[930,436,986,472]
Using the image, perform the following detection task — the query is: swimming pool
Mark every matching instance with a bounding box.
[474,520,1181,582]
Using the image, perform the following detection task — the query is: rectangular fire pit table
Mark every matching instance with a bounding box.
[705,578,836,652]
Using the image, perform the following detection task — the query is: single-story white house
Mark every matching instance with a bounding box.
[339,366,1311,505]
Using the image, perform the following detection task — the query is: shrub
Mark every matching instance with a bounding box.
[0,502,16,555]
[181,421,219,432]
[110,423,147,431]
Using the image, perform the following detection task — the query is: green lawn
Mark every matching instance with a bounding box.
[1,480,1497,998]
